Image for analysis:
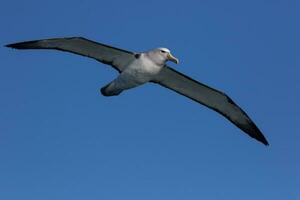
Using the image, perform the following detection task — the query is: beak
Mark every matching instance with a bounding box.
[167,52,179,64]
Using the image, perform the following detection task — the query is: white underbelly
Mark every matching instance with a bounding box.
[114,58,163,90]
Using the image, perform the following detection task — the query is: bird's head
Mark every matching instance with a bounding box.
[147,47,179,66]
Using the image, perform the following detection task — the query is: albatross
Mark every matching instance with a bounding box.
[5,37,269,145]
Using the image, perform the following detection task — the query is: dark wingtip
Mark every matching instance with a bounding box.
[5,42,25,49]
[4,40,40,49]
[5,43,14,48]
[5,42,29,49]
[249,122,269,146]
[261,133,269,146]
[259,136,269,146]
[255,131,269,146]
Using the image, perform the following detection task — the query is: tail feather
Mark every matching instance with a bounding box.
[100,83,122,96]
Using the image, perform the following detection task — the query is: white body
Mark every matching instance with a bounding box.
[104,53,164,94]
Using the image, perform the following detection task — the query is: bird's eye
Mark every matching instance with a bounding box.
[160,50,166,53]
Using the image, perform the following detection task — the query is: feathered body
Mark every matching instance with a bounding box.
[101,50,166,96]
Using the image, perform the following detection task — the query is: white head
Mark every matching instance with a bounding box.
[146,47,179,66]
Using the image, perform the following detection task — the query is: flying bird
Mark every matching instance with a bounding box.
[5,37,269,145]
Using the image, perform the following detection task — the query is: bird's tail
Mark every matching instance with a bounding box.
[100,82,123,96]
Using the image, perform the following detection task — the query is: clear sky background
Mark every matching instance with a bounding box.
[0,0,299,199]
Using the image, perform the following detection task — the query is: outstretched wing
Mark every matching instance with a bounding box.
[152,66,269,145]
[5,37,135,72]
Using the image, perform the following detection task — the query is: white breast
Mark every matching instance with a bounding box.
[111,54,164,91]
[124,54,163,82]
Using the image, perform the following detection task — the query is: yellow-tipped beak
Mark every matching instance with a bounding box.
[167,53,179,64]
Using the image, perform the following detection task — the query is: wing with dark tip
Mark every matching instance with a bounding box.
[152,66,269,145]
[5,37,135,72]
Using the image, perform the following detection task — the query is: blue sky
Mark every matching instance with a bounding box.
[0,0,299,199]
